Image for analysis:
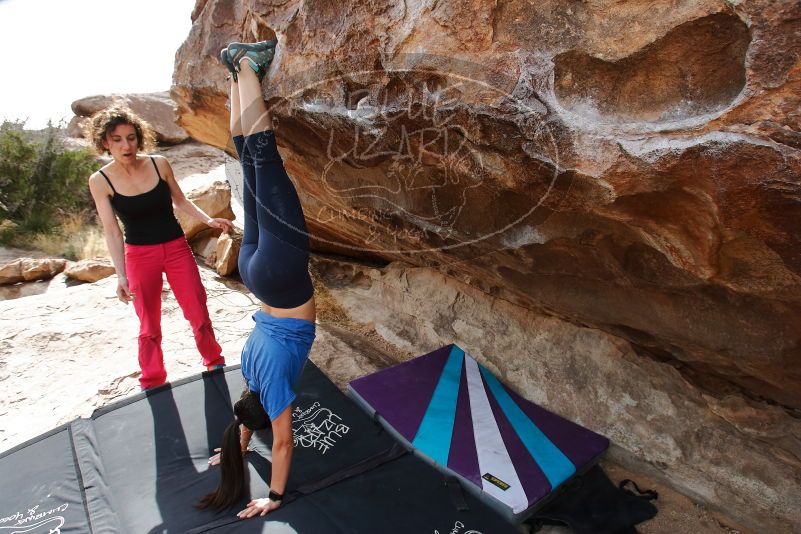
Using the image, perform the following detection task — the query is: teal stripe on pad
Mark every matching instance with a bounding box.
[412,345,465,465]
[479,365,576,488]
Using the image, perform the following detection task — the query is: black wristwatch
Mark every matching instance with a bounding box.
[268,490,284,504]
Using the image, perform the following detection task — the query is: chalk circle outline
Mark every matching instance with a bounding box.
[224,53,563,256]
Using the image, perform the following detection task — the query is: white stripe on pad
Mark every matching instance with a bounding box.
[465,355,529,513]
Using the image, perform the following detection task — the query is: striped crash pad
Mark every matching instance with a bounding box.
[348,344,610,522]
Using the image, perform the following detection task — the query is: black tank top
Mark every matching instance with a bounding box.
[100,157,185,245]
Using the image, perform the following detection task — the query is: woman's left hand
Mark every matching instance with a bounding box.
[237,497,280,518]
[208,448,222,466]
[206,217,234,233]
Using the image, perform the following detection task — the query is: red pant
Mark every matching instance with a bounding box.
[125,236,224,389]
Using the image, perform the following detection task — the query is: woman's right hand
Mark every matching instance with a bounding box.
[117,276,134,304]
[208,446,249,466]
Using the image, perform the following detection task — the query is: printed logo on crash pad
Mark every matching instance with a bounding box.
[1,502,68,533]
[481,473,510,491]
[434,520,484,534]
[292,401,350,454]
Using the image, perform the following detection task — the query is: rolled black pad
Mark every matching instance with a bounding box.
[526,465,658,533]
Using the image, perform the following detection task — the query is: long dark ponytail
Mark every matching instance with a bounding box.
[197,418,246,510]
[198,389,270,510]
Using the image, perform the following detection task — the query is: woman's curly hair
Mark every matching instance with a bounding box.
[84,105,157,155]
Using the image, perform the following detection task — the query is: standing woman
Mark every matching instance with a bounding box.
[199,39,316,519]
[87,106,234,390]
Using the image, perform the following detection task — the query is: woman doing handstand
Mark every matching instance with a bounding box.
[199,39,316,519]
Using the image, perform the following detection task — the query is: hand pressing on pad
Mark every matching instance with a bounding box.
[238,497,281,518]
[208,448,223,466]
[208,442,251,466]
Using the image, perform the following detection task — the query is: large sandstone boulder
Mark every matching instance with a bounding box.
[71,92,189,144]
[172,2,801,531]
[64,257,116,283]
[66,115,88,139]
[0,258,67,285]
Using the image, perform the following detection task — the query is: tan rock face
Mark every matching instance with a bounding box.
[71,92,189,145]
[173,3,801,529]
[0,258,67,285]
[554,13,749,122]
[64,257,116,283]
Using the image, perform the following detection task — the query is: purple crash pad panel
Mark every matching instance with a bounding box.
[348,344,609,518]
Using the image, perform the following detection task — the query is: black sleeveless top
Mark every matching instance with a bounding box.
[99,157,185,245]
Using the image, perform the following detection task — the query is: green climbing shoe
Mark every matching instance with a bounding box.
[219,47,238,82]
[227,40,277,81]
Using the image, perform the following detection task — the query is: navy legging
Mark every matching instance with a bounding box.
[233,130,313,308]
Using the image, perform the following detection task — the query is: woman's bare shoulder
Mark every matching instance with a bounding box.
[149,154,175,179]
[88,161,114,181]
[88,166,114,193]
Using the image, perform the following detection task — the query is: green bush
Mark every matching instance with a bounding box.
[0,120,100,243]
